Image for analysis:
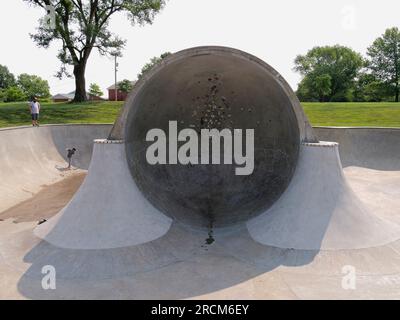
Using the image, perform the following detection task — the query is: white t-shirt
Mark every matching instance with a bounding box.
[30,101,40,114]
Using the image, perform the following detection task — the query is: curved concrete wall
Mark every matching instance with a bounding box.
[35,140,172,249]
[247,142,400,250]
[0,124,112,213]
[314,127,400,171]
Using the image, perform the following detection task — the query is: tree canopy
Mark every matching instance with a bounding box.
[25,0,166,102]
[137,52,171,79]
[18,73,51,99]
[0,70,50,102]
[118,79,133,93]
[89,82,103,97]
[0,65,16,89]
[366,27,400,102]
[294,45,363,102]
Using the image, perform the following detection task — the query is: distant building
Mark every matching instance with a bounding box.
[107,81,136,101]
[52,93,72,103]
[52,91,104,103]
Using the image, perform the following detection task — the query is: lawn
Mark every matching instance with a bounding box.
[1,101,400,128]
[0,101,124,128]
[302,102,400,127]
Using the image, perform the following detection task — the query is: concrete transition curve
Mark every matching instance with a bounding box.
[32,46,400,251]
[0,124,111,214]
[247,141,400,250]
[34,140,172,249]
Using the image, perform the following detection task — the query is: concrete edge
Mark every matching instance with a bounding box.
[0,123,113,132]
[94,139,124,144]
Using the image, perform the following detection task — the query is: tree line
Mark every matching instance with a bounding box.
[295,27,400,102]
[0,65,50,102]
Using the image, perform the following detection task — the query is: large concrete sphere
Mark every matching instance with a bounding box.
[124,47,301,228]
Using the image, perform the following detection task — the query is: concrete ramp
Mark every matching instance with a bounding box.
[0,125,111,214]
[247,142,400,250]
[34,140,172,249]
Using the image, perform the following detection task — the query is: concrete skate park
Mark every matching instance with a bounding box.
[1,47,400,299]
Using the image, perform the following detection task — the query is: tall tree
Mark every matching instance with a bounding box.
[294,45,363,102]
[18,73,51,99]
[353,73,388,102]
[367,27,400,102]
[0,65,16,89]
[25,0,166,102]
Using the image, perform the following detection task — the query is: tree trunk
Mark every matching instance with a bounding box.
[73,62,87,102]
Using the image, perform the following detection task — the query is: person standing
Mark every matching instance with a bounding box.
[67,148,77,169]
[29,97,40,127]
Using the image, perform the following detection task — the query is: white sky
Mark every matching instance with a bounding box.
[1,0,399,97]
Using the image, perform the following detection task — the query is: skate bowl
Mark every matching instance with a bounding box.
[1,124,400,299]
[29,46,400,250]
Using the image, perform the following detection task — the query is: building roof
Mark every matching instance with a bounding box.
[52,91,93,100]
[107,81,136,90]
[52,93,71,100]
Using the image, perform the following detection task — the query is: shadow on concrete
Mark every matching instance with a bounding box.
[16,223,319,299]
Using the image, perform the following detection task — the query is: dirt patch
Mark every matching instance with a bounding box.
[0,172,86,223]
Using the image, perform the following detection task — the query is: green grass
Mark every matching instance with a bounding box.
[0,101,124,128]
[1,101,400,128]
[302,102,400,127]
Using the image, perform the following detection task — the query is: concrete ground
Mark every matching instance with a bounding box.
[0,125,400,299]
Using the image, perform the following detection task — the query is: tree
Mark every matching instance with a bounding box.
[0,65,16,89]
[367,27,400,102]
[353,73,388,102]
[137,52,171,79]
[294,45,363,102]
[3,86,26,102]
[17,73,50,99]
[296,74,332,102]
[89,82,103,97]
[118,79,133,93]
[25,0,166,102]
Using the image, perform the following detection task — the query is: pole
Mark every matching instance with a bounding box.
[114,55,118,102]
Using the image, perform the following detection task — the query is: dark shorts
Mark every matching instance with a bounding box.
[31,113,39,120]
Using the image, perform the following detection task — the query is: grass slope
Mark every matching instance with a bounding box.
[0,101,123,128]
[302,102,400,127]
[1,101,400,128]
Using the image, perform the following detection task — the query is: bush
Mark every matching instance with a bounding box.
[4,86,26,102]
